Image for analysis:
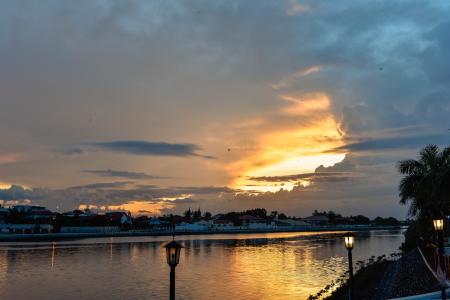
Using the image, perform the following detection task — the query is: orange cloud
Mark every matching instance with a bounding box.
[279,92,331,115]
[0,153,21,165]
[271,66,321,90]
[227,92,346,192]
[80,200,174,215]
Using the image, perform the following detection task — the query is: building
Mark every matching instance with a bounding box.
[212,213,224,220]
[175,221,210,232]
[11,205,46,213]
[148,217,161,227]
[0,223,53,234]
[239,215,266,227]
[302,215,329,225]
[212,219,235,229]
[105,211,132,225]
[28,209,55,220]
[59,226,119,233]
[0,207,9,222]
[281,219,312,227]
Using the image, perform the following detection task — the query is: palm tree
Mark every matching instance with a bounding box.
[398,144,450,219]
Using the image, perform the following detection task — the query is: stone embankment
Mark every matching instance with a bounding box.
[373,249,440,299]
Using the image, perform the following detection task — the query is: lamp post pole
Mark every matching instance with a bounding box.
[434,219,446,300]
[164,240,183,300]
[348,247,354,300]
[170,266,176,300]
[439,229,446,300]
[344,231,355,300]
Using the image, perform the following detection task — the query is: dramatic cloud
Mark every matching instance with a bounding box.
[248,172,352,183]
[0,0,450,218]
[328,133,450,153]
[68,182,134,190]
[86,141,214,159]
[0,183,235,215]
[83,169,166,180]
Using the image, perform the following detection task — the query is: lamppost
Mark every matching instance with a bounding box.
[434,218,446,300]
[344,231,355,300]
[164,240,183,300]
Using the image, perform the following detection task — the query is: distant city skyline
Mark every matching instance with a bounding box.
[1,1,449,218]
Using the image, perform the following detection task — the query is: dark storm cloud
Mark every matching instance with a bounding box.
[1,0,450,218]
[83,169,166,180]
[136,185,235,195]
[248,172,352,183]
[0,185,36,201]
[68,182,134,190]
[328,133,450,153]
[87,141,215,159]
[0,184,234,209]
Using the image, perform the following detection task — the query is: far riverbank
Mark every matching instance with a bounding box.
[0,225,403,242]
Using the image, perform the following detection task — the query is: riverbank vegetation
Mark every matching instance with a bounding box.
[311,144,450,299]
[398,144,450,251]
[1,204,401,232]
[309,249,439,300]
[308,254,396,300]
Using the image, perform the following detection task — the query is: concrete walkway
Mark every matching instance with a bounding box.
[390,289,450,299]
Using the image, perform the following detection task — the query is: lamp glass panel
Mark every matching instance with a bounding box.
[434,219,444,231]
[170,247,177,265]
[344,236,354,250]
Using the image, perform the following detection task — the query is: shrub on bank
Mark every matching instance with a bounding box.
[308,254,396,300]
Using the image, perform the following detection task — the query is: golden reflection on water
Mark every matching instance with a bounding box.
[0,250,7,283]
[51,241,56,271]
[227,242,346,299]
[109,237,113,259]
[0,230,403,300]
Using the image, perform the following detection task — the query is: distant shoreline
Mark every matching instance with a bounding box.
[0,225,404,242]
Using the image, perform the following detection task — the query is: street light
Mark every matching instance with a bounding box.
[344,232,354,251]
[435,219,445,231]
[164,240,183,300]
[344,231,355,300]
[433,218,446,300]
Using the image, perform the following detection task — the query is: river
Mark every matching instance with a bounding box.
[0,229,404,299]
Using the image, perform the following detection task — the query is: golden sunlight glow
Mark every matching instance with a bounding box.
[0,182,31,190]
[107,201,170,215]
[229,92,346,193]
[271,66,321,89]
[158,194,193,201]
[280,93,330,115]
[247,153,346,178]
[79,195,193,216]
[0,183,12,189]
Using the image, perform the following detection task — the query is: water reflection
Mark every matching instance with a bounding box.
[51,242,56,271]
[0,230,403,300]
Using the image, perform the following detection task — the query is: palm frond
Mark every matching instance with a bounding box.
[420,144,439,169]
[397,159,424,175]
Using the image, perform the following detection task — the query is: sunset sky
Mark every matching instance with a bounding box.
[0,0,449,218]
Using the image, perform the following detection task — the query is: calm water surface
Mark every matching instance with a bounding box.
[0,230,403,300]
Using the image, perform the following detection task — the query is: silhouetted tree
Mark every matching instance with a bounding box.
[278,213,287,220]
[193,208,202,221]
[398,144,450,219]
[351,215,370,225]
[184,208,192,221]
[203,211,212,220]
[270,211,278,219]
[244,208,267,219]
[398,144,450,250]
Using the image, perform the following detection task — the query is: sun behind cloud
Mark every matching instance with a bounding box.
[229,92,346,192]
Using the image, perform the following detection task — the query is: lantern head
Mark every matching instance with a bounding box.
[433,219,444,231]
[344,231,355,250]
[164,241,183,267]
